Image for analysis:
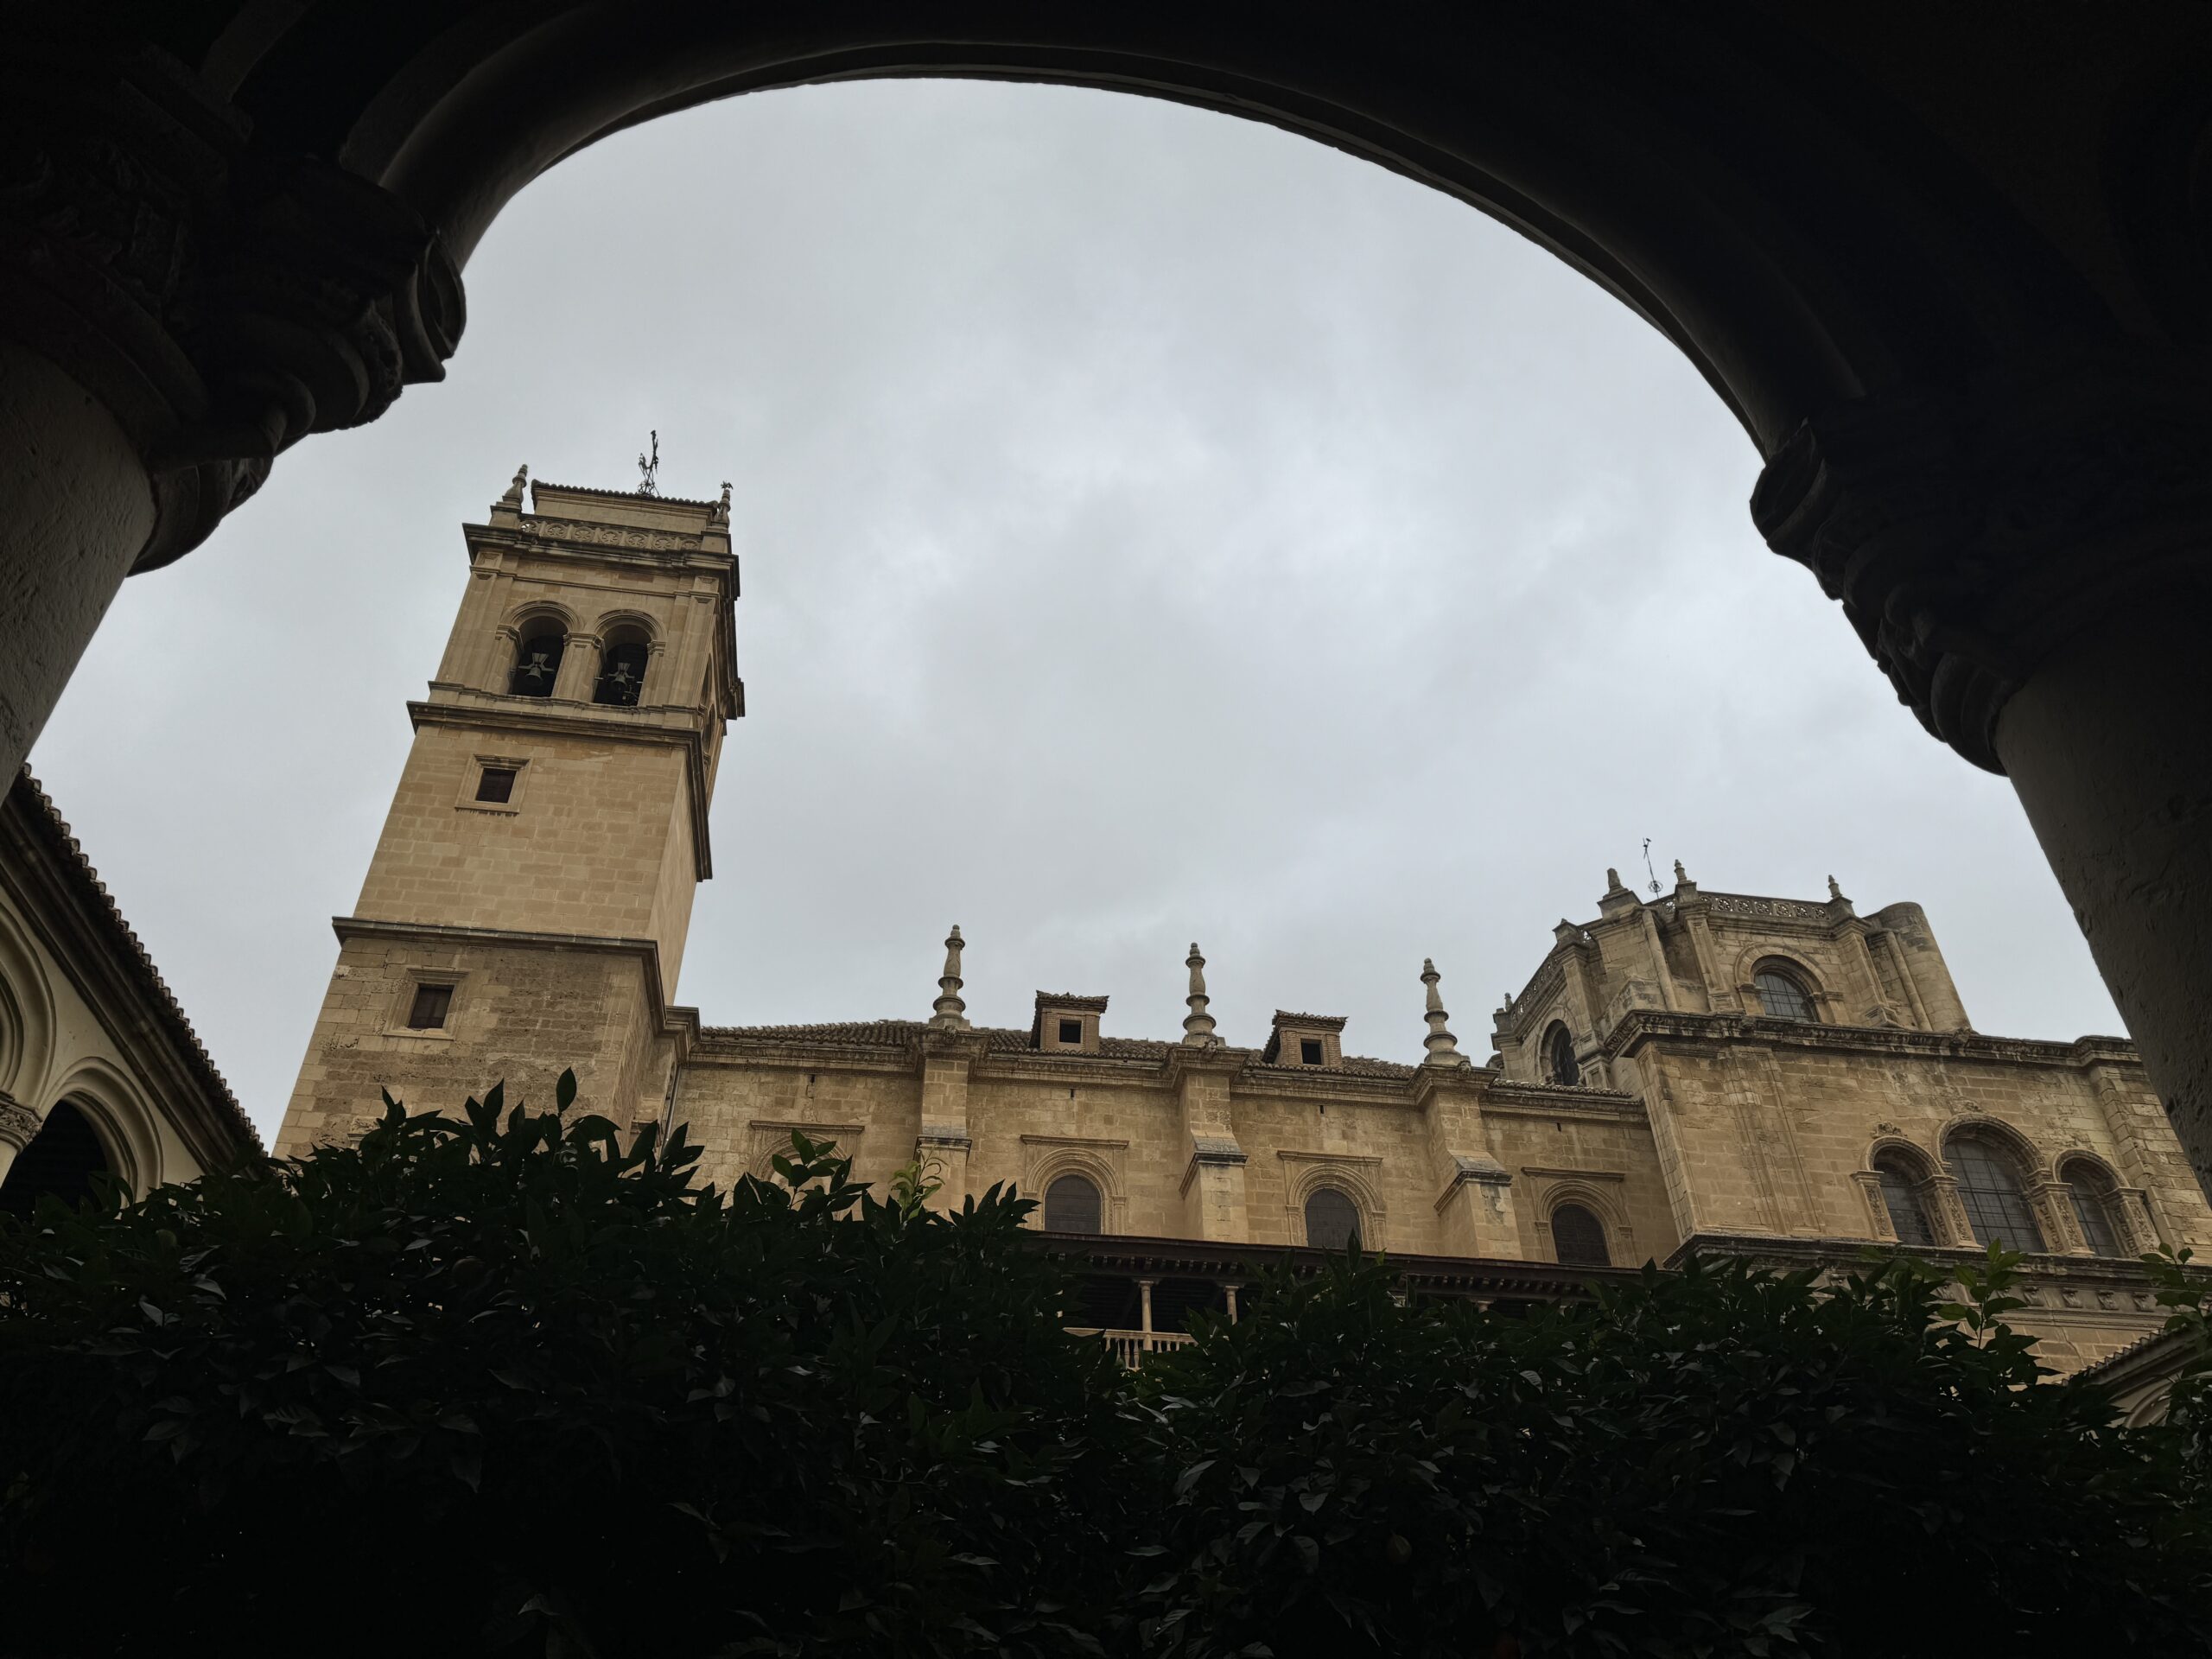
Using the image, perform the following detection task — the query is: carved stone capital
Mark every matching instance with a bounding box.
[0,1094,40,1151]
[1752,350,2212,772]
[1,35,464,570]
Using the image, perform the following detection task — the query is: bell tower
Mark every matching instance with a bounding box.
[276,468,743,1153]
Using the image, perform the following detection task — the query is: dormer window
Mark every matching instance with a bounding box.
[1032,993,1107,1052]
[509,625,566,696]
[1265,1013,1346,1068]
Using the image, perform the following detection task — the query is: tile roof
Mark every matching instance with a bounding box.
[12,771,259,1154]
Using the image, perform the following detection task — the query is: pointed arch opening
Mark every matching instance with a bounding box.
[1543,1021,1579,1086]
[0,1101,111,1217]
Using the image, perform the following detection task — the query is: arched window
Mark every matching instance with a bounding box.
[1043,1173,1103,1235]
[1304,1186,1362,1253]
[2061,1161,2127,1257]
[593,627,650,707]
[509,624,566,696]
[1550,1202,1610,1266]
[1872,1153,1936,1247]
[1945,1131,2044,1251]
[1752,965,1817,1022]
[0,1101,111,1217]
[1543,1022,1579,1086]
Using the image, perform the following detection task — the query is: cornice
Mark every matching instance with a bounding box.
[406,698,715,881]
[1604,1007,2143,1072]
[329,917,693,1046]
[1662,1230,2181,1299]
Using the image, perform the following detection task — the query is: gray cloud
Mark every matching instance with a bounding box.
[32,81,2117,1141]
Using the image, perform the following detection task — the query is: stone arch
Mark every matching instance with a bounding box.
[2052,1147,2152,1255]
[1857,1135,1955,1247]
[0,902,58,1105]
[588,607,660,645]
[37,1057,166,1198]
[1735,947,1828,1023]
[1021,1141,1128,1235]
[1540,1019,1580,1087]
[588,610,661,707]
[1529,1176,1636,1266]
[1940,1112,2047,1175]
[502,602,577,697]
[1941,1115,2060,1253]
[1280,1156,1386,1254]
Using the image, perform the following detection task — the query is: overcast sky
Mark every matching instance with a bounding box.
[32,81,2119,1144]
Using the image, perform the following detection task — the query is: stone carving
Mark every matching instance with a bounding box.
[0,43,465,570]
[1707,893,1828,922]
[1751,348,2212,772]
[0,1095,41,1149]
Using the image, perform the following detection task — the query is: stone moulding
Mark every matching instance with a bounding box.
[1603,1007,2144,1071]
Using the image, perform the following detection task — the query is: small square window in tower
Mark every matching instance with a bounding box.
[1265,1012,1347,1069]
[406,983,453,1030]
[1031,993,1107,1052]
[474,766,518,804]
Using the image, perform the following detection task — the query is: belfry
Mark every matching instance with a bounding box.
[278,472,741,1150]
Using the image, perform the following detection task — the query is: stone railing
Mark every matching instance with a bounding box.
[1066,1327,1197,1370]
[1703,893,1831,923]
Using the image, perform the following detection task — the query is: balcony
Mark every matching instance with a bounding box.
[1067,1327,1197,1370]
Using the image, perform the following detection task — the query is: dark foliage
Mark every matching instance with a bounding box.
[0,1080,1132,1656]
[3,1077,2209,1656]
[1130,1250,2212,1657]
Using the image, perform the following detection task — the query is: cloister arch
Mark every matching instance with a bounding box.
[6,8,2212,1191]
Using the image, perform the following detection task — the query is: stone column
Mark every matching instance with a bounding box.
[1752,349,2212,1194]
[0,43,466,779]
[0,343,156,779]
[0,1093,41,1189]
[1999,605,2212,1194]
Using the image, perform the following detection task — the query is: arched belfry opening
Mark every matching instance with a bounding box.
[510,622,567,697]
[593,626,651,708]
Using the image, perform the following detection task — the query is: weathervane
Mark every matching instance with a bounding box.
[1642,836,1662,896]
[637,430,660,497]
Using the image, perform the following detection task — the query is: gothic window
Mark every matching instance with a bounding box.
[593,632,650,707]
[1944,1131,2044,1252]
[510,627,566,696]
[1043,1173,1102,1235]
[1304,1186,1362,1252]
[0,1102,110,1217]
[1544,1022,1579,1086]
[2062,1161,2126,1257]
[1752,966,1817,1022]
[1550,1202,1611,1266]
[1872,1154,1936,1247]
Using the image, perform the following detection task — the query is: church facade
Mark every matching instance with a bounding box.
[275,476,2212,1377]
